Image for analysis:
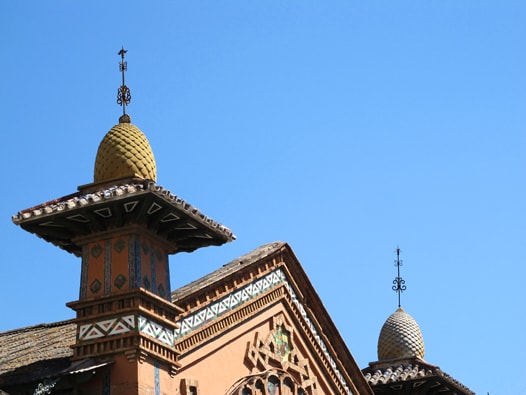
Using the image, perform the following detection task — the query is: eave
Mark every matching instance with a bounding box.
[12,180,235,256]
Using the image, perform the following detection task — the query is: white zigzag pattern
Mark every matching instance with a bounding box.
[138,316,174,347]
[79,315,135,340]
[172,268,352,394]
[174,270,286,339]
[284,279,352,394]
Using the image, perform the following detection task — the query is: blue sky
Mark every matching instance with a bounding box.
[1,2,525,394]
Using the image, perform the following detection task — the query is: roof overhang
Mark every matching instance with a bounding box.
[12,180,235,256]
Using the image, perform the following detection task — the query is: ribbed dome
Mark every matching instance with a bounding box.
[377,307,425,361]
[94,121,156,183]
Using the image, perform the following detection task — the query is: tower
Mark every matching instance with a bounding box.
[12,49,235,394]
[361,249,474,394]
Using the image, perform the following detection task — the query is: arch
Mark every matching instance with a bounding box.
[227,371,311,395]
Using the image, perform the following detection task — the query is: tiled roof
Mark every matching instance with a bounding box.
[0,244,282,382]
[0,320,76,385]
[12,180,235,256]
[362,358,475,395]
[363,362,431,385]
[12,181,234,240]
[171,241,286,301]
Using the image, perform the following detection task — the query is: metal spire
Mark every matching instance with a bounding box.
[117,47,131,119]
[392,246,406,308]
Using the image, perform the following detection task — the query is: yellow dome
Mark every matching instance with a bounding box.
[377,307,425,360]
[94,120,157,183]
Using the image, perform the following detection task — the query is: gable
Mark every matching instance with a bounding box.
[171,242,372,395]
[0,242,372,395]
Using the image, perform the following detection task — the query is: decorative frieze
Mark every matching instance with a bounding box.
[174,268,353,394]
[78,314,176,348]
[79,315,136,341]
[139,316,175,347]
[175,270,285,339]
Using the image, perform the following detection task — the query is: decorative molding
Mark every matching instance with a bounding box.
[174,268,353,395]
[79,315,136,341]
[174,270,285,339]
[245,313,319,393]
[78,314,177,349]
[139,316,175,347]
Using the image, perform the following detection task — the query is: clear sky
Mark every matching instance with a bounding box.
[1,2,524,394]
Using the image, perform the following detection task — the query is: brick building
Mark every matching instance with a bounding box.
[0,54,474,395]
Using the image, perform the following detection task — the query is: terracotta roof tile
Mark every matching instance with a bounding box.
[362,358,475,394]
[171,241,285,301]
[12,182,234,242]
[0,321,76,377]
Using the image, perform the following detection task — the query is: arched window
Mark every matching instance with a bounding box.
[228,371,308,395]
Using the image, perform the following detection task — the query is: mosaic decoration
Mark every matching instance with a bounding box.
[282,272,353,394]
[114,274,127,289]
[91,244,103,258]
[138,316,175,347]
[80,247,90,299]
[79,315,136,341]
[154,362,161,395]
[158,284,166,298]
[114,238,126,253]
[150,247,157,295]
[143,276,151,290]
[174,268,353,394]
[174,270,284,339]
[163,253,171,301]
[90,279,102,294]
[274,326,291,363]
[131,235,141,288]
[246,315,312,383]
[104,240,112,294]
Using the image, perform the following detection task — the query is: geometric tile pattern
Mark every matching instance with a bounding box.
[79,315,136,341]
[173,268,352,394]
[138,316,174,347]
[282,271,353,395]
[89,279,102,294]
[12,182,235,257]
[114,273,127,289]
[174,270,285,340]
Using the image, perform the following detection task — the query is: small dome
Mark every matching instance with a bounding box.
[377,307,425,360]
[94,120,156,183]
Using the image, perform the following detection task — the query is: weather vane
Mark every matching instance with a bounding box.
[392,246,406,307]
[117,47,131,117]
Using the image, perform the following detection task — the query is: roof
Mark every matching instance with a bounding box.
[0,320,76,386]
[377,307,425,361]
[12,180,235,256]
[0,244,280,384]
[171,241,374,395]
[362,358,475,395]
[171,241,286,301]
[94,122,157,183]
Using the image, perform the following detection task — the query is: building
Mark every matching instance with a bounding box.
[0,52,474,395]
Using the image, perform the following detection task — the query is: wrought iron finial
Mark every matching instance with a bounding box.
[392,246,406,307]
[117,47,131,118]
